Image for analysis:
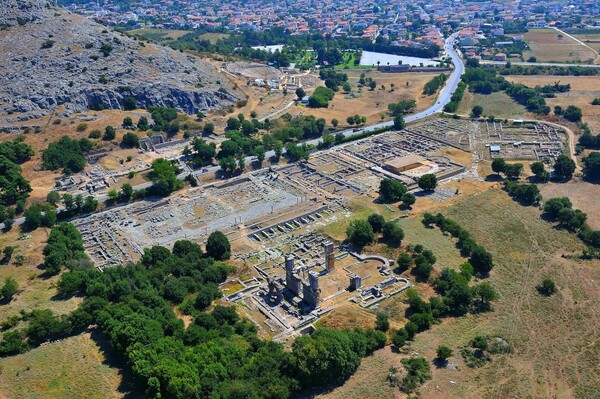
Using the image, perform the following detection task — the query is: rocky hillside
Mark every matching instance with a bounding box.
[0,0,240,125]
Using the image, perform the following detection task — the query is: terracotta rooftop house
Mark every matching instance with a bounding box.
[494,53,507,61]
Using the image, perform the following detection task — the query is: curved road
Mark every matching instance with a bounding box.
[0,36,466,229]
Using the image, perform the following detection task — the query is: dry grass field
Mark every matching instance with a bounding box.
[457,91,527,119]
[0,228,82,322]
[288,71,444,126]
[318,189,600,399]
[572,32,600,46]
[505,75,600,132]
[0,332,133,399]
[524,28,598,64]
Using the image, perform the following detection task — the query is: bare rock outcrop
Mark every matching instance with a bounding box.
[0,0,240,124]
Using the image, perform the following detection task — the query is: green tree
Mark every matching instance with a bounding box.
[491,158,506,176]
[393,115,405,130]
[396,253,413,273]
[254,145,266,165]
[107,189,119,202]
[583,152,600,180]
[203,122,215,135]
[331,118,339,128]
[0,277,18,301]
[103,126,116,141]
[148,158,183,196]
[120,183,134,200]
[346,219,375,248]
[417,174,437,191]
[392,328,408,348]
[436,345,453,360]
[295,87,306,99]
[375,312,389,332]
[538,278,556,296]
[553,154,576,180]
[23,206,42,231]
[46,191,61,207]
[543,197,572,219]
[379,178,407,202]
[530,161,549,182]
[382,221,404,247]
[471,282,498,310]
[401,192,416,208]
[205,231,231,260]
[504,163,523,179]
[563,105,582,122]
[121,133,139,148]
[471,105,483,117]
[137,116,149,131]
[367,213,385,233]
[122,117,134,128]
[469,246,494,276]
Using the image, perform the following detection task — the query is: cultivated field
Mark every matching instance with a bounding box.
[457,91,527,119]
[571,32,600,46]
[524,28,598,64]
[505,75,600,132]
[289,71,445,126]
[319,189,600,399]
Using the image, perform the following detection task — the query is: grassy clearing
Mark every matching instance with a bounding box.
[0,228,82,324]
[320,188,600,399]
[0,332,133,399]
[129,28,189,41]
[457,91,527,119]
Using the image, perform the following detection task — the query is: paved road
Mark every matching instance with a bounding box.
[0,36,466,230]
[481,60,600,68]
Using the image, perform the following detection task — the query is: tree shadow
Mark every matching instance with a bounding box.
[89,330,145,399]
[432,358,448,369]
[484,174,503,182]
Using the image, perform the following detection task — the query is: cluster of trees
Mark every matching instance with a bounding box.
[0,155,32,209]
[346,115,367,126]
[0,235,386,398]
[493,154,575,182]
[59,192,99,218]
[395,244,438,280]
[504,181,542,205]
[0,137,34,164]
[388,99,416,116]
[147,158,183,196]
[42,136,94,174]
[543,197,587,232]
[378,178,415,207]
[443,81,467,113]
[107,183,135,204]
[497,64,600,77]
[121,132,140,148]
[423,74,448,96]
[422,213,494,276]
[42,223,88,275]
[319,69,348,92]
[592,98,600,106]
[578,126,600,150]
[149,106,179,135]
[22,202,57,231]
[308,86,335,108]
[582,151,600,181]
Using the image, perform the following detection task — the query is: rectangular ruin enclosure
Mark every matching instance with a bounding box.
[76,118,472,269]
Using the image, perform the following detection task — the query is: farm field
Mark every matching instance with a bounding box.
[571,32,600,46]
[523,28,598,64]
[505,75,600,132]
[457,91,527,119]
[318,189,600,399]
[289,71,445,126]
